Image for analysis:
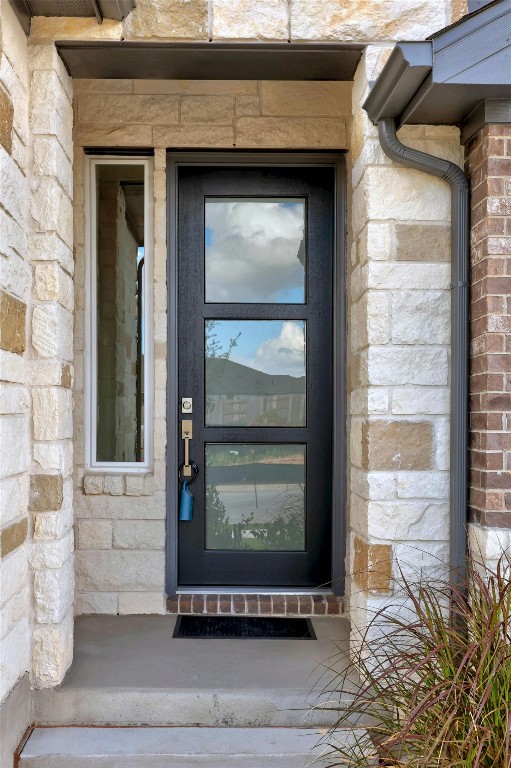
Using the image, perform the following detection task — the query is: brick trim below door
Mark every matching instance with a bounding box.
[166,594,344,616]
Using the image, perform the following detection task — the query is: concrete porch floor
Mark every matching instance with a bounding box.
[33,615,356,728]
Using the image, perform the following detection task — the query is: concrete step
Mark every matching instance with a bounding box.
[33,616,360,728]
[19,726,372,767]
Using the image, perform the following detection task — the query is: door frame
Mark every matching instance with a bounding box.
[165,151,347,597]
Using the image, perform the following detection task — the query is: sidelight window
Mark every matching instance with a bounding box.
[85,157,153,470]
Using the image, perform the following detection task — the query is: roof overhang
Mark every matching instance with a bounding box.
[56,41,365,81]
[364,0,511,141]
[9,0,135,34]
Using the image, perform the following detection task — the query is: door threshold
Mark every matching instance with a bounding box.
[166,592,344,617]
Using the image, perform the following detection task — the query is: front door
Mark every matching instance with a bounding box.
[175,160,337,589]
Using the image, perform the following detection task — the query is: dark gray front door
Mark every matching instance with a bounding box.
[175,163,336,588]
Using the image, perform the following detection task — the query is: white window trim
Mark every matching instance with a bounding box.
[85,155,154,473]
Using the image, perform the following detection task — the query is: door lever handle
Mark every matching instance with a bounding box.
[181,420,193,477]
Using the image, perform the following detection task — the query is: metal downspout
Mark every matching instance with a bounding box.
[377,117,470,583]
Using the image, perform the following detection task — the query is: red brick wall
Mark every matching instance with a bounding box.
[466,124,511,530]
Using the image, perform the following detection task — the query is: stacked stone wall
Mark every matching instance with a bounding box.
[348,47,463,642]
[0,0,32,711]
[466,124,511,566]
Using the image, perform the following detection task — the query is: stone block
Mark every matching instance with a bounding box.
[32,388,72,441]
[261,81,352,117]
[363,167,450,223]
[30,70,70,122]
[74,592,118,615]
[213,0,288,39]
[181,95,234,124]
[355,499,449,542]
[0,86,13,154]
[0,146,28,224]
[362,419,433,471]
[236,117,346,148]
[0,617,30,702]
[83,475,104,495]
[29,530,73,570]
[124,0,208,39]
[31,304,74,361]
[32,608,73,687]
[0,475,28,528]
[103,476,124,496]
[33,442,73,477]
[34,558,74,624]
[367,262,450,291]
[1,251,31,304]
[118,592,165,614]
[0,384,29,415]
[0,417,29,479]
[396,471,449,500]
[469,524,511,564]
[0,584,29,639]
[75,550,165,592]
[0,290,26,355]
[28,232,74,275]
[152,124,234,148]
[78,520,113,550]
[353,535,393,593]
[31,177,73,249]
[30,108,73,162]
[33,495,73,541]
[0,350,26,384]
[29,474,63,512]
[392,291,450,345]
[365,348,449,386]
[0,546,28,606]
[394,222,450,262]
[75,491,166,520]
[125,476,144,496]
[0,209,27,267]
[236,95,260,116]
[77,95,180,125]
[392,387,449,416]
[75,123,153,147]
[290,0,448,42]
[33,136,73,199]
[113,520,165,550]
[0,517,28,558]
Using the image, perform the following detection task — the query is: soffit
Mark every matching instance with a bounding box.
[56,41,365,81]
[9,0,135,34]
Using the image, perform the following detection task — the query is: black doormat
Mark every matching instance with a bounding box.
[173,615,316,639]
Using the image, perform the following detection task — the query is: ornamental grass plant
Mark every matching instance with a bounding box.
[314,556,511,767]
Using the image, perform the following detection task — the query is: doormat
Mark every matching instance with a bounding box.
[173,615,316,639]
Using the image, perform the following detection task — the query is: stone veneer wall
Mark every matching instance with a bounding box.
[348,47,464,644]
[466,124,511,565]
[1,0,32,714]
[1,0,74,759]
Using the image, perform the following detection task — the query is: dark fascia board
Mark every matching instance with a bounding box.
[363,42,432,123]
[98,0,136,20]
[364,0,511,135]
[461,98,511,143]
[56,40,365,81]
[9,0,136,34]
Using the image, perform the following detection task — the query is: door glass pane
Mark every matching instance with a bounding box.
[205,197,306,303]
[96,163,145,463]
[205,320,306,427]
[205,444,305,551]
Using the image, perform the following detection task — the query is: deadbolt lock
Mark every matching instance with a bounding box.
[181,397,193,413]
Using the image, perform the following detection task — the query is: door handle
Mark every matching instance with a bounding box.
[181,420,193,477]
